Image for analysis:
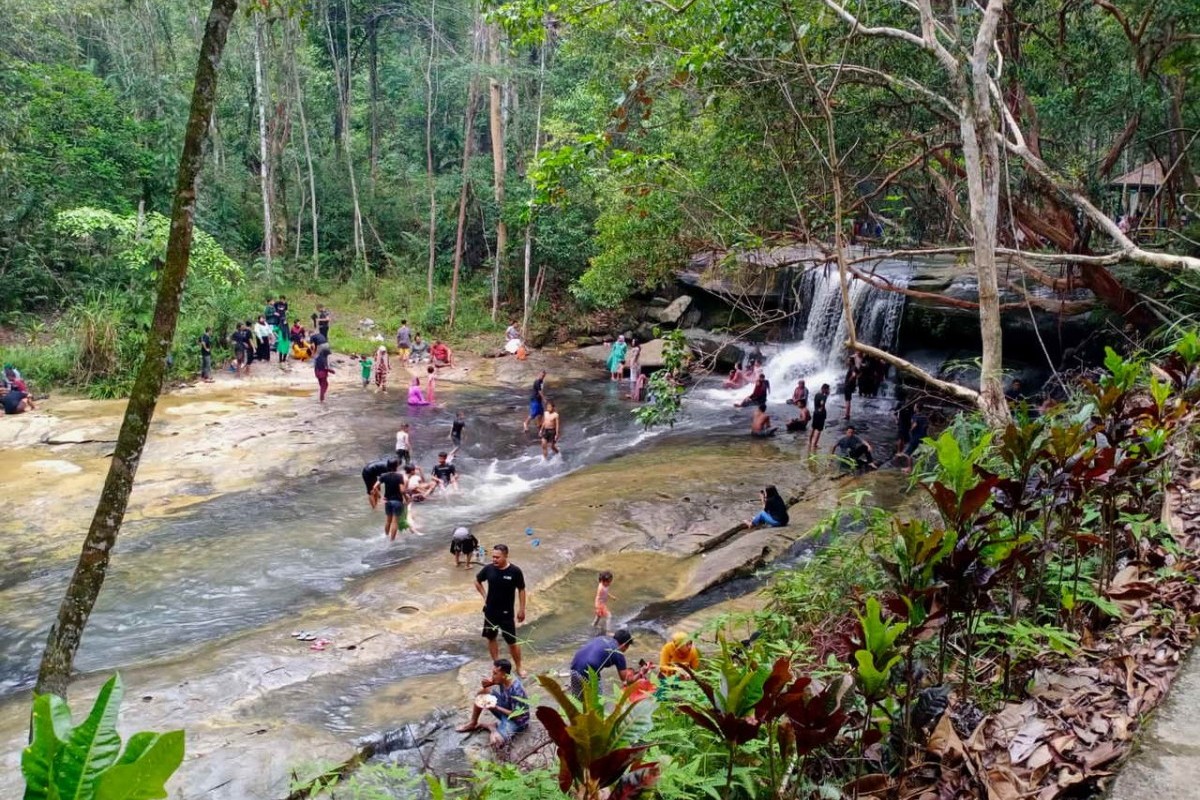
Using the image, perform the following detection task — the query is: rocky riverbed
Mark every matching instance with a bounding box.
[0,346,910,799]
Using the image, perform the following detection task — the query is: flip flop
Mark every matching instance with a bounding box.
[298,633,318,642]
[310,639,330,651]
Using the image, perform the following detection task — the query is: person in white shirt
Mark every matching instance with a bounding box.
[395,423,412,466]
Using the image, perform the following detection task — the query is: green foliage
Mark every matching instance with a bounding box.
[55,208,243,291]
[633,328,689,429]
[535,671,659,799]
[850,597,906,700]
[23,674,184,800]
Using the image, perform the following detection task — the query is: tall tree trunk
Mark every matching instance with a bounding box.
[284,16,319,276]
[449,22,483,327]
[35,0,238,699]
[253,10,273,276]
[324,0,366,266]
[425,0,438,303]
[522,42,547,336]
[487,23,508,321]
[962,0,1009,427]
[368,15,380,183]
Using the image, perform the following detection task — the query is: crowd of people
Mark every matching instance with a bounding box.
[455,541,705,750]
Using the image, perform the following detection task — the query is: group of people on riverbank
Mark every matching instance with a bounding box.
[458,543,702,749]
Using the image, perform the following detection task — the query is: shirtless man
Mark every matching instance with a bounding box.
[750,404,777,438]
[540,400,561,459]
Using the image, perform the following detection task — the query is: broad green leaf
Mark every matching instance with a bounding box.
[53,674,124,800]
[22,693,75,800]
[93,731,184,800]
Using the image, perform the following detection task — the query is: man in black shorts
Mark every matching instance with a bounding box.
[373,461,409,541]
[475,544,527,676]
[808,383,830,449]
[362,457,398,509]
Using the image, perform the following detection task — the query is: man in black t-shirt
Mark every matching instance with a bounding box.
[362,457,398,509]
[231,323,251,373]
[374,463,410,540]
[808,384,831,449]
[431,452,458,491]
[315,304,332,337]
[475,544,527,675]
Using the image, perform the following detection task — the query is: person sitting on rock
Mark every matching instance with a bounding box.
[831,425,877,473]
[736,374,770,408]
[750,404,777,438]
[455,658,530,749]
[744,486,789,529]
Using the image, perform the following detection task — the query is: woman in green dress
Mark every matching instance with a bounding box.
[607,335,628,382]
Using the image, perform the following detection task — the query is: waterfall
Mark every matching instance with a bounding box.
[792,265,908,370]
[696,261,911,406]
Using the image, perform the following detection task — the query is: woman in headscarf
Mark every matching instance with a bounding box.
[407,376,431,406]
[373,344,390,392]
[607,335,628,382]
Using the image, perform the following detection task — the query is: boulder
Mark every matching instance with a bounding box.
[646,294,693,325]
[575,338,668,369]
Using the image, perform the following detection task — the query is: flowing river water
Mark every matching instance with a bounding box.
[0,267,922,797]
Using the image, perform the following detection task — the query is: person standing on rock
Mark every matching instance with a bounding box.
[475,544,527,677]
[315,304,332,338]
[808,384,831,449]
[540,401,561,460]
[625,339,641,395]
[523,370,547,433]
[313,343,334,403]
[607,335,628,382]
[373,460,410,540]
[841,358,858,421]
[199,327,214,382]
[450,411,466,454]
[396,319,412,362]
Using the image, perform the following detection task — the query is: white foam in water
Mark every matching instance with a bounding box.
[688,263,910,411]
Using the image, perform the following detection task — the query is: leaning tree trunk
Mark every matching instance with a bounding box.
[35,0,238,699]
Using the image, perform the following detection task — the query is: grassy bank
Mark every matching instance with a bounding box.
[0,271,510,398]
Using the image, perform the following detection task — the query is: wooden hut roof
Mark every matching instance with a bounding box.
[1111,160,1166,187]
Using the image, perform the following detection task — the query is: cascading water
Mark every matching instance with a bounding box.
[759,264,909,388]
[692,263,911,404]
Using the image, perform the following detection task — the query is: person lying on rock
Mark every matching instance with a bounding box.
[456,658,530,749]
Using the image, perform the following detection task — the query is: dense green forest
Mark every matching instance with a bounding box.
[0,0,1197,396]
